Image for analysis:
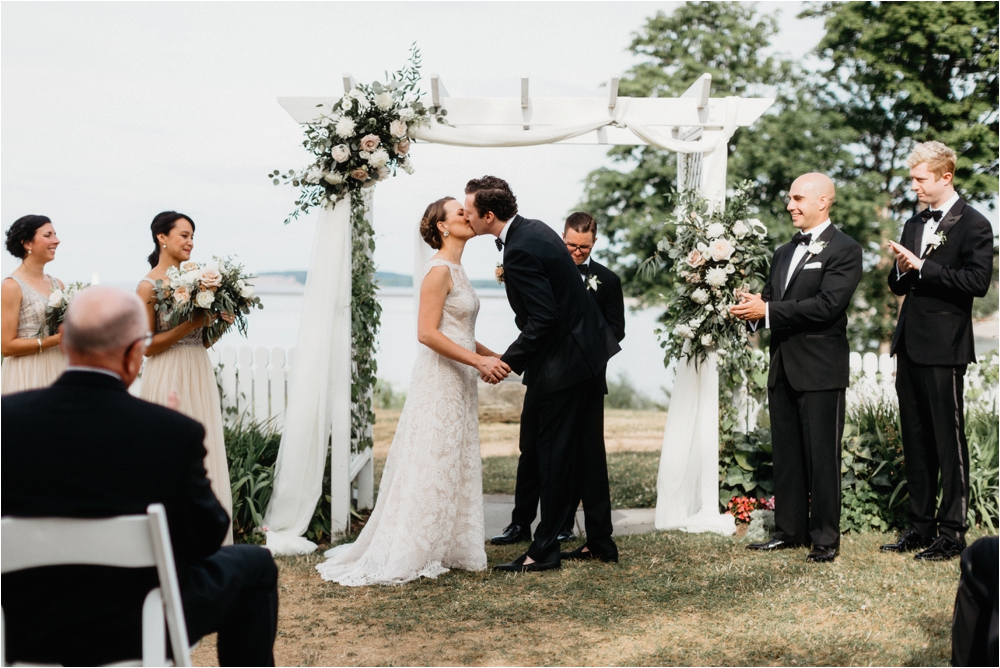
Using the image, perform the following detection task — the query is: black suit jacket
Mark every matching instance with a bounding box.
[762,224,863,391]
[582,259,626,344]
[500,215,621,394]
[888,197,994,366]
[1,370,229,665]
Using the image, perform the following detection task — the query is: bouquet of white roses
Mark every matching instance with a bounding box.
[270,44,446,224]
[154,256,263,342]
[38,281,89,336]
[643,181,771,369]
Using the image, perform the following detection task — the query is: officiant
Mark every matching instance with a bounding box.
[491,212,626,546]
[730,172,862,564]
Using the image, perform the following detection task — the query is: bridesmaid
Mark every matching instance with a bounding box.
[1,215,68,395]
[136,210,235,544]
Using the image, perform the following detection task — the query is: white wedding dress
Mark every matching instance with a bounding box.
[316,259,487,586]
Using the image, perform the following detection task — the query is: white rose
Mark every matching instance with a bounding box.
[705,266,728,287]
[374,92,393,110]
[709,238,735,262]
[732,220,750,238]
[690,288,710,304]
[239,284,255,299]
[331,144,350,163]
[304,167,323,184]
[688,318,703,329]
[701,333,714,347]
[390,119,407,138]
[674,324,694,339]
[376,165,390,181]
[749,218,767,235]
[323,171,345,185]
[350,89,371,110]
[706,222,726,239]
[181,270,201,288]
[398,107,417,122]
[335,116,357,138]
[807,241,826,256]
[340,95,354,111]
[195,290,215,309]
[48,289,65,308]
[704,303,714,311]
[367,148,390,168]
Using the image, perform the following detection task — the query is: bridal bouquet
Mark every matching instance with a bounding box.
[270,44,446,224]
[38,281,88,336]
[154,257,263,341]
[645,181,771,368]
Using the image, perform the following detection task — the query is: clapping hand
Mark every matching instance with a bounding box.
[888,240,922,273]
[729,291,766,322]
[477,356,511,385]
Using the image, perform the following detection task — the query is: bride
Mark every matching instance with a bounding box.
[316,196,510,586]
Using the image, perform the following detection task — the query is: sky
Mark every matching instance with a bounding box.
[1,1,832,285]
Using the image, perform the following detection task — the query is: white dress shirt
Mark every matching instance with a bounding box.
[498,217,513,246]
[65,365,123,381]
[754,219,832,330]
[579,257,591,281]
[896,192,959,279]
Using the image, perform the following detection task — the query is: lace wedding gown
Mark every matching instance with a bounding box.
[317,259,487,586]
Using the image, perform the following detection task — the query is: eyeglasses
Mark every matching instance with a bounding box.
[565,242,593,253]
[125,332,153,356]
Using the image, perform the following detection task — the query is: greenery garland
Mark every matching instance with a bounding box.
[349,190,380,455]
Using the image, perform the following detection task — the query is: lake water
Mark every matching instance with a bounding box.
[215,288,677,400]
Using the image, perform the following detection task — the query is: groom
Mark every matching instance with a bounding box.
[464,176,621,571]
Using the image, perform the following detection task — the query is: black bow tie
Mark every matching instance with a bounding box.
[495,238,504,252]
[578,263,589,275]
[920,209,943,223]
[792,231,812,246]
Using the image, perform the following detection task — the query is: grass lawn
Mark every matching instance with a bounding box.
[192,528,983,666]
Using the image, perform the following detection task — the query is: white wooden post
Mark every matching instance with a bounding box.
[252,346,269,423]
[269,347,287,432]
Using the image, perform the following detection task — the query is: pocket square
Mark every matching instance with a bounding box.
[803,262,822,270]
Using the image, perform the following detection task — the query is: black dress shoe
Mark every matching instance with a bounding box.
[560,544,618,563]
[746,538,803,551]
[492,552,561,573]
[806,545,838,563]
[914,535,965,562]
[556,529,576,542]
[490,523,531,546]
[880,528,936,553]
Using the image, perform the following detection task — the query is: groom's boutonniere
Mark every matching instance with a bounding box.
[926,232,946,253]
[586,274,601,292]
[495,262,505,285]
[807,240,828,256]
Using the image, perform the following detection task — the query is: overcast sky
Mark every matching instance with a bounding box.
[1,1,831,285]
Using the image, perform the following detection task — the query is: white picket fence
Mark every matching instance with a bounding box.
[206,346,296,430]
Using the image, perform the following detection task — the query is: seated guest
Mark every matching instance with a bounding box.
[952,536,999,666]
[1,286,278,666]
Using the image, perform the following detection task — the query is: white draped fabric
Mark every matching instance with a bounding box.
[264,201,352,555]
[264,96,744,555]
[654,353,736,535]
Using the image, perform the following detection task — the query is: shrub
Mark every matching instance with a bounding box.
[374,378,406,409]
[224,420,281,543]
[605,371,666,410]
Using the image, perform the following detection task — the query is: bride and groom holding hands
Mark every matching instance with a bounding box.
[317,176,622,585]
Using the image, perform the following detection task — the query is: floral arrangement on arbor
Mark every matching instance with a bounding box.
[645,181,771,369]
[39,281,88,336]
[153,257,262,342]
[270,45,445,225]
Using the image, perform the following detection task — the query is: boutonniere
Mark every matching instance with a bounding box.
[926,232,946,253]
[495,262,505,285]
[586,274,601,292]
[807,240,827,256]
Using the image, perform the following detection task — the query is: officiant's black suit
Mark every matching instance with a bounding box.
[510,258,626,534]
[1,370,278,666]
[500,215,621,562]
[888,198,994,544]
[762,224,862,549]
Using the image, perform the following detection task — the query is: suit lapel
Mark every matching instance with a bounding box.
[782,224,837,299]
[774,245,790,302]
[922,199,964,259]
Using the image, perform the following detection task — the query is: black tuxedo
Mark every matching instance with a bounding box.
[511,257,627,535]
[760,224,863,548]
[500,216,621,561]
[887,197,994,543]
[1,371,278,666]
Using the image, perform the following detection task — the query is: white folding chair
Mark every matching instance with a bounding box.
[1,504,192,667]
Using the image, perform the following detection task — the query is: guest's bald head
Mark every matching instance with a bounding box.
[792,172,836,203]
[63,286,148,355]
[787,173,836,231]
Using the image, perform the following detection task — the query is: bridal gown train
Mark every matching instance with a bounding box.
[316,259,487,586]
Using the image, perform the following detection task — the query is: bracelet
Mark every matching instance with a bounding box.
[37,338,42,352]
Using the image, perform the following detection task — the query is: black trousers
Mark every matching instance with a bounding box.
[182,544,279,667]
[517,376,616,561]
[768,357,845,548]
[951,536,999,667]
[895,347,970,541]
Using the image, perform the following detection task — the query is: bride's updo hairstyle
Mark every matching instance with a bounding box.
[148,211,195,268]
[5,215,52,259]
[419,197,455,250]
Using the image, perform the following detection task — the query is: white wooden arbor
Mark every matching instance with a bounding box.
[265,74,774,553]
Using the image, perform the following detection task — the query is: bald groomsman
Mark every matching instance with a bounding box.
[882,141,994,561]
[731,173,862,563]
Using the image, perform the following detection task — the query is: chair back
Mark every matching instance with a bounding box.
[1,504,191,666]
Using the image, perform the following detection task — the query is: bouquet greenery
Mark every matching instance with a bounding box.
[153,257,262,342]
[38,281,88,336]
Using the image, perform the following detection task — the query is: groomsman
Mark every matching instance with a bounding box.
[491,212,625,546]
[731,172,862,563]
[882,141,994,561]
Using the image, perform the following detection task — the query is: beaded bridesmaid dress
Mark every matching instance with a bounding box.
[1,275,67,395]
